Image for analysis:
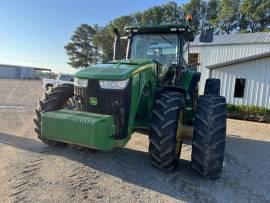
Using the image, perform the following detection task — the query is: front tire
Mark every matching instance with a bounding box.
[191,95,227,179]
[34,84,74,146]
[148,91,185,171]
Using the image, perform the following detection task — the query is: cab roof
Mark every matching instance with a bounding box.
[124,24,190,34]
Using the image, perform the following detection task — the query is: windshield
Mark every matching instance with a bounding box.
[130,34,178,65]
[59,74,74,81]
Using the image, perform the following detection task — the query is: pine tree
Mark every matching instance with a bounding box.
[65,24,99,68]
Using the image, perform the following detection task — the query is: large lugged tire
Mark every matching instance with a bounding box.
[34,84,74,146]
[204,78,220,96]
[191,95,227,179]
[148,91,185,171]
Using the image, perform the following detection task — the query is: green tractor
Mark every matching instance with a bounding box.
[34,23,227,179]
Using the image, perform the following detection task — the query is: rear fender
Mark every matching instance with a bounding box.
[180,70,201,94]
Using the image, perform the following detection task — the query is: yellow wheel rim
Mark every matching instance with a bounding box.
[175,110,184,158]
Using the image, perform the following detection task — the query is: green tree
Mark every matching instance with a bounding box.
[206,0,220,28]
[138,2,183,25]
[219,0,241,34]
[94,2,186,61]
[241,0,270,32]
[93,15,134,61]
[65,24,99,68]
[183,0,207,33]
[141,5,164,24]
[161,1,183,24]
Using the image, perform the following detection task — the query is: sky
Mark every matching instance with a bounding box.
[0,0,187,73]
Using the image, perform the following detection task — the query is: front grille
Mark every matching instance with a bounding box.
[74,79,132,139]
[74,86,88,111]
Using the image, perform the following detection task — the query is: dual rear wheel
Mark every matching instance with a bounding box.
[148,79,227,179]
[148,91,185,170]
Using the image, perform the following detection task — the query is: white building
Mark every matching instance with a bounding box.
[190,32,270,109]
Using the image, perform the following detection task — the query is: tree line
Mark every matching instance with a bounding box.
[65,0,270,68]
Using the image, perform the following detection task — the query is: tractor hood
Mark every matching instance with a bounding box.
[75,59,155,80]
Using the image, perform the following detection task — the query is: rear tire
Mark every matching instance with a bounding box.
[191,95,227,179]
[34,84,74,146]
[204,78,220,96]
[148,91,185,171]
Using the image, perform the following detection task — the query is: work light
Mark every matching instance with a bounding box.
[170,28,177,31]
[99,79,129,89]
[74,78,88,87]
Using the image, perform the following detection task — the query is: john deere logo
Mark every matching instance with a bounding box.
[89,97,98,106]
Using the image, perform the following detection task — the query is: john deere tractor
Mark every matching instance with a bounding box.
[34,23,227,179]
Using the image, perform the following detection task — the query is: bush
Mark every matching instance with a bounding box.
[227,104,270,123]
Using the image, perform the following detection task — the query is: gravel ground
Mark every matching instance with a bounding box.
[0,79,269,203]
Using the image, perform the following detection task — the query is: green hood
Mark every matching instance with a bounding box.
[75,59,155,80]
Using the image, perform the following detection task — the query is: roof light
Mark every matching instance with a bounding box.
[179,27,186,31]
[132,29,138,33]
[170,28,177,31]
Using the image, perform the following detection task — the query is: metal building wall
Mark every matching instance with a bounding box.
[20,67,35,79]
[0,66,20,79]
[190,43,270,94]
[0,66,37,79]
[210,57,270,109]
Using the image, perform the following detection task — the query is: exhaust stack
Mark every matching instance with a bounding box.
[113,28,121,60]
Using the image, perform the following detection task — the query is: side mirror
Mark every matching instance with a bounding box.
[113,28,121,60]
[199,29,213,43]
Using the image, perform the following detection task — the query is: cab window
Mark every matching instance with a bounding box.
[130,34,178,65]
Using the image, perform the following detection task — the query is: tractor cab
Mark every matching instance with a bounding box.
[114,24,197,86]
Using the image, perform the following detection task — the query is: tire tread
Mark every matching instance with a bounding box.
[191,95,227,179]
[149,91,185,171]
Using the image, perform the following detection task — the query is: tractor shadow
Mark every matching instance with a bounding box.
[1,131,270,201]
